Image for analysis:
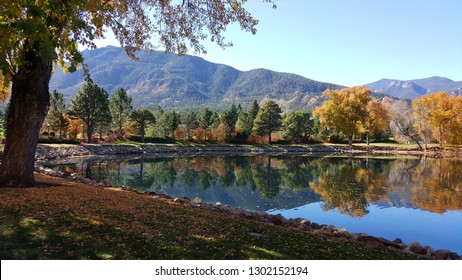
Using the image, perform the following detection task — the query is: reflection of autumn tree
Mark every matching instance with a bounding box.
[251,157,281,199]
[410,159,462,213]
[360,159,392,202]
[310,159,371,217]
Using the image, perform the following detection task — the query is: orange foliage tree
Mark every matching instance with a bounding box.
[67,119,82,140]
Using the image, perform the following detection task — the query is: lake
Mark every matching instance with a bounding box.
[45,155,462,254]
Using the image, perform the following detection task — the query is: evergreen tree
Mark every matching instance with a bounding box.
[253,100,283,144]
[47,90,69,139]
[221,104,239,139]
[282,110,314,143]
[159,111,180,138]
[198,107,214,129]
[130,109,156,143]
[249,100,260,123]
[110,88,133,135]
[198,107,217,141]
[69,79,111,143]
[181,110,198,141]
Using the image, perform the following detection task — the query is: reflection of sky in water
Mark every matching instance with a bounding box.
[269,203,462,254]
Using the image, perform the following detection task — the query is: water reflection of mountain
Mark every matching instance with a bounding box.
[372,200,417,210]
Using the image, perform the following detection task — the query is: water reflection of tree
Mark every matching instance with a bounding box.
[58,155,462,215]
[278,157,317,191]
[177,158,198,189]
[233,156,257,191]
[251,157,281,199]
[410,159,462,213]
[123,158,176,192]
[310,159,371,217]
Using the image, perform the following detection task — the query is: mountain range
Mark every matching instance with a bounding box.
[49,46,460,110]
[365,77,462,99]
[50,46,343,111]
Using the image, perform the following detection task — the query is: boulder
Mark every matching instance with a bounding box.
[392,238,404,244]
[199,203,214,211]
[429,249,460,260]
[407,242,428,255]
[310,222,321,230]
[356,235,383,244]
[216,204,233,213]
[173,196,190,204]
[191,196,203,204]
[333,228,353,240]
[144,191,157,195]
[269,214,287,226]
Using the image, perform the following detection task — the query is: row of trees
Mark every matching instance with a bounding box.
[42,78,315,144]
[38,81,462,147]
[312,86,462,147]
[3,81,460,147]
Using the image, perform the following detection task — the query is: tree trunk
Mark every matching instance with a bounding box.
[268,130,272,144]
[87,127,93,143]
[348,135,353,145]
[366,133,370,145]
[0,46,52,187]
[140,121,145,143]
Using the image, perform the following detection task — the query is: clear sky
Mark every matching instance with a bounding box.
[95,0,462,86]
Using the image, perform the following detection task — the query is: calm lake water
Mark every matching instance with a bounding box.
[45,155,462,254]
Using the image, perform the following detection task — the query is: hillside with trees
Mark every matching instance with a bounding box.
[50,46,343,111]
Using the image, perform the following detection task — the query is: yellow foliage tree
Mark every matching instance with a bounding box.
[361,100,390,145]
[313,86,371,144]
[412,92,462,145]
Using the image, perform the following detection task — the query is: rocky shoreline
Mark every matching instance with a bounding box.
[30,143,462,160]
[35,162,462,260]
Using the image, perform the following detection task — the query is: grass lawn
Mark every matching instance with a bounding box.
[0,174,421,260]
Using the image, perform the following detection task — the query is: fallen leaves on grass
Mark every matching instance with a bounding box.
[0,173,419,260]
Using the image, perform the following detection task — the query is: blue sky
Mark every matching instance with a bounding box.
[95,0,462,86]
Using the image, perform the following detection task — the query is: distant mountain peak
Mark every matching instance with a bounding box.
[366,76,462,99]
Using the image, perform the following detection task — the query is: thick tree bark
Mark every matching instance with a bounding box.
[0,47,52,187]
